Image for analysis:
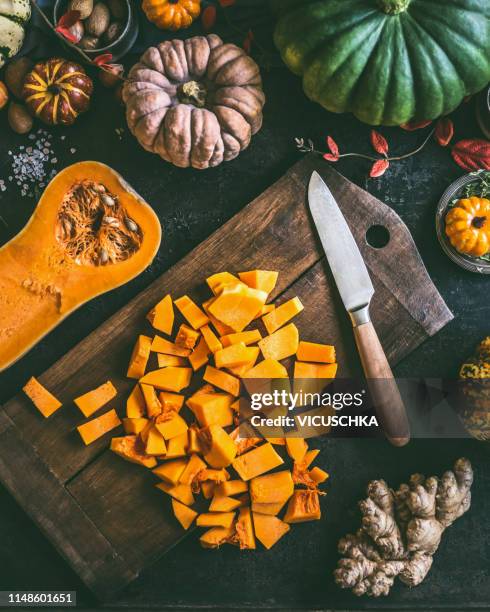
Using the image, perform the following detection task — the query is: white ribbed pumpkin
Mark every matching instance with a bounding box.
[0,0,31,68]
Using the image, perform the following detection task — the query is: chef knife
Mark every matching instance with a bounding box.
[308,171,410,446]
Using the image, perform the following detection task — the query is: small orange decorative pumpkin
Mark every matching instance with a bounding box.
[142,0,201,30]
[445,196,490,257]
[23,58,93,126]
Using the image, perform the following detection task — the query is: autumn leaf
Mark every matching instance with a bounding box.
[323,153,339,162]
[326,136,339,158]
[202,5,217,30]
[57,9,80,28]
[55,26,79,43]
[400,119,433,131]
[93,53,113,67]
[219,0,235,6]
[451,139,490,171]
[370,129,389,156]
[369,159,390,178]
[434,118,454,147]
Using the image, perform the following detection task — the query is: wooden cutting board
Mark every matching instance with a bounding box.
[0,155,452,599]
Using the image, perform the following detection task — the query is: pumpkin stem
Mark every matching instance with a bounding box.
[472,216,487,229]
[378,0,411,14]
[178,80,207,108]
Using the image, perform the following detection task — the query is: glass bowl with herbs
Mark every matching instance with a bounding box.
[436,170,490,274]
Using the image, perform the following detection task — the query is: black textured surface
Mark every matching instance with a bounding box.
[0,7,489,610]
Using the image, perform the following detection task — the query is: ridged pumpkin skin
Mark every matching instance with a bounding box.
[445,196,490,257]
[123,35,265,169]
[272,0,490,126]
[0,162,161,372]
[142,0,201,30]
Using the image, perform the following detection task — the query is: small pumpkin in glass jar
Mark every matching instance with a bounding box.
[445,196,490,257]
[142,0,201,30]
[22,58,93,126]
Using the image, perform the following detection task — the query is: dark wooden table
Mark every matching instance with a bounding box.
[0,6,489,610]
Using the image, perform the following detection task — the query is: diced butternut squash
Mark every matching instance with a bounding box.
[145,426,167,456]
[243,359,288,379]
[200,425,237,468]
[220,330,262,347]
[74,380,117,418]
[156,482,195,506]
[126,384,146,418]
[259,323,299,361]
[251,501,286,516]
[238,270,278,295]
[209,495,243,512]
[309,466,329,484]
[157,354,188,368]
[23,376,62,418]
[253,513,290,549]
[294,362,338,379]
[202,298,234,336]
[232,443,283,481]
[230,506,255,549]
[147,294,174,335]
[78,408,121,445]
[123,417,149,435]
[253,304,275,320]
[189,336,210,371]
[296,341,336,364]
[283,490,321,523]
[150,336,191,357]
[199,526,234,548]
[208,284,268,332]
[165,432,188,458]
[139,420,153,444]
[227,347,260,377]
[262,297,304,334]
[172,498,197,530]
[203,365,240,396]
[140,383,162,417]
[215,343,258,369]
[196,512,235,529]
[201,481,216,499]
[154,412,188,440]
[304,448,320,468]
[159,391,185,412]
[194,468,230,484]
[179,454,207,484]
[200,324,223,353]
[127,335,152,379]
[174,295,209,329]
[206,271,241,294]
[250,470,294,503]
[216,479,248,497]
[110,435,157,468]
[267,437,286,445]
[175,323,200,350]
[152,458,188,484]
[187,425,204,454]
[187,392,234,428]
[285,438,308,463]
[140,367,192,392]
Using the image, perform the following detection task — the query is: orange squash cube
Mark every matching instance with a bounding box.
[187,391,234,428]
[187,425,204,454]
[296,341,336,364]
[172,499,197,530]
[309,466,329,484]
[294,362,338,379]
[156,354,188,368]
[283,490,321,523]
[179,454,207,485]
[145,426,167,456]
[208,284,268,332]
[165,432,189,458]
[199,526,234,548]
[147,294,174,335]
[203,365,240,396]
[251,501,286,516]
[231,506,256,549]
[259,323,299,361]
[215,343,259,369]
[175,323,200,350]
[140,383,162,417]
[156,482,194,506]
[152,458,188,485]
[201,425,237,468]
[220,330,262,347]
[250,470,294,504]
[262,297,304,334]
[23,376,62,418]
[74,380,117,418]
[77,408,121,445]
[285,438,308,463]
[253,513,290,549]
[174,295,209,329]
[154,412,188,440]
[202,298,234,336]
[209,495,243,512]
[232,443,283,481]
[126,383,146,418]
[201,481,216,499]
[127,335,152,379]
[196,512,236,529]
[200,324,223,353]
[110,435,157,468]
[215,479,248,497]
[226,347,260,377]
[159,391,185,412]
[206,271,241,294]
[253,304,275,320]
[189,336,211,371]
[123,417,149,435]
[140,367,193,392]
[238,270,278,295]
[150,336,191,357]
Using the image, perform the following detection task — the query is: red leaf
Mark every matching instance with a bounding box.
[326,136,339,157]
[93,53,113,66]
[243,30,254,54]
[451,139,490,171]
[202,5,217,30]
[370,129,389,155]
[400,120,433,131]
[57,9,80,28]
[219,0,235,6]
[323,153,339,162]
[434,118,454,147]
[369,159,390,178]
[55,26,79,43]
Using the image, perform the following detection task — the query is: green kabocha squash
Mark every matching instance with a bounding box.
[272,0,490,126]
[0,0,31,68]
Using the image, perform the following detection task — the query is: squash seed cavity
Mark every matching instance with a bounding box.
[56,181,142,266]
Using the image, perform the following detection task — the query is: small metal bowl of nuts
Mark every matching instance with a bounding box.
[53,0,138,61]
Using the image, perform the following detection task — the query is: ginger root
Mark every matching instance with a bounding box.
[334,458,473,597]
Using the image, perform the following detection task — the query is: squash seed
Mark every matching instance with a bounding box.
[101,193,115,207]
[124,217,138,232]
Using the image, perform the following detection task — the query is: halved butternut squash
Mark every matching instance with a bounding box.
[0,162,161,372]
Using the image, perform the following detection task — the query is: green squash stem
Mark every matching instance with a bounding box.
[378,0,411,14]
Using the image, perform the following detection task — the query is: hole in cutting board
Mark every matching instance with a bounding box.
[366,224,390,249]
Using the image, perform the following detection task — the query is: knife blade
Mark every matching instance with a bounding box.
[308,171,374,315]
[308,171,410,446]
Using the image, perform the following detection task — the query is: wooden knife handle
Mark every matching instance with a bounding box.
[353,321,410,447]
